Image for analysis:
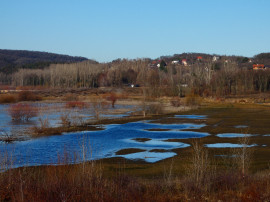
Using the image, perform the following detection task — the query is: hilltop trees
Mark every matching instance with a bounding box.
[0,49,89,74]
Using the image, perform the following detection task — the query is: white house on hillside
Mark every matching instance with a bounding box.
[212,56,220,62]
[182,59,188,66]
[172,60,179,64]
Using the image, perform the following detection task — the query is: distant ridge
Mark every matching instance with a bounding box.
[0,49,93,74]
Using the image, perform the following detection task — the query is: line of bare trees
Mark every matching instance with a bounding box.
[1,58,270,97]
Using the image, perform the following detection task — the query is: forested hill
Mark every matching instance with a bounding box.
[0,49,91,74]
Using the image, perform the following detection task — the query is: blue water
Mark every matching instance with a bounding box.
[205,143,257,148]
[0,121,209,168]
[217,133,254,138]
[174,115,207,119]
[234,125,248,128]
[118,151,177,163]
[0,103,134,136]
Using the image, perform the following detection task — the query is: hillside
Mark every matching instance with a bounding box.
[0,49,92,74]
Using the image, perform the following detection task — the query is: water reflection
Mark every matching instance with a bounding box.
[0,103,135,136]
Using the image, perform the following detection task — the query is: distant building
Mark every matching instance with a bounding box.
[149,60,167,68]
[182,59,188,66]
[149,60,159,68]
[197,56,203,61]
[172,60,180,64]
[253,64,265,70]
[181,84,188,87]
[212,56,220,62]
[159,60,167,68]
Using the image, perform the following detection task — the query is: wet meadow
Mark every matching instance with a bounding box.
[1,96,270,201]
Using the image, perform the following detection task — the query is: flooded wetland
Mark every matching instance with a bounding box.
[1,102,270,173]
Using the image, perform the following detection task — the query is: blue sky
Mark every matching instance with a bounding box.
[0,0,269,62]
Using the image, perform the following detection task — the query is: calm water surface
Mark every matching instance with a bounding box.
[0,120,208,168]
[0,110,260,169]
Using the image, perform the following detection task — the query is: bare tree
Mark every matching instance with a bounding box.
[233,134,253,177]
[90,97,109,121]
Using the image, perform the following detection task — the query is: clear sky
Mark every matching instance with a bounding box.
[0,0,269,62]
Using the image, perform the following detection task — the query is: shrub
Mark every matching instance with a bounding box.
[8,103,38,121]
[185,93,202,106]
[183,141,215,194]
[91,99,109,120]
[38,117,50,129]
[146,103,163,115]
[0,130,17,142]
[60,113,72,127]
[65,101,87,109]
[18,91,42,101]
[0,94,17,103]
[63,93,79,101]
[233,135,253,177]
[170,97,181,107]
[107,93,117,108]
[31,117,51,135]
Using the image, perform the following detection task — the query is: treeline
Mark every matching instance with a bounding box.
[0,49,90,74]
[10,60,143,88]
[1,52,270,97]
[1,56,268,97]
